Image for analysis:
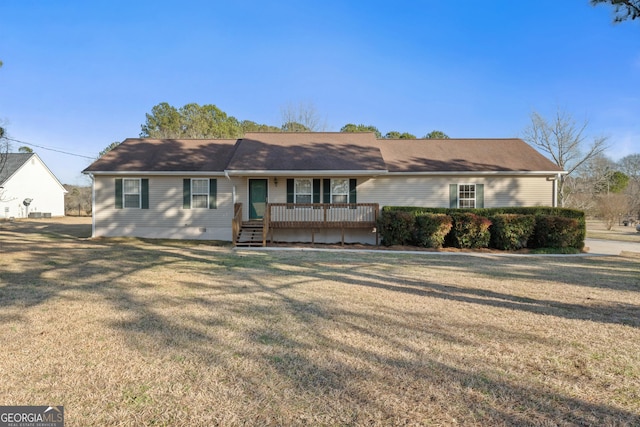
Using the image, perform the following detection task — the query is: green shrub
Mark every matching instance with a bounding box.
[382,206,584,221]
[378,210,415,246]
[531,215,584,249]
[413,213,453,248]
[489,214,536,250]
[379,206,586,251]
[448,213,492,249]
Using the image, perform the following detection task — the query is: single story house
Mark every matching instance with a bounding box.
[0,153,67,219]
[83,132,564,245]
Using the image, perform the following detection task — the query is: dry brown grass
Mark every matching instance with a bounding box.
[587,219,640,243]
[1,218,639,426]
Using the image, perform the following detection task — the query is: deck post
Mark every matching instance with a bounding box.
[262,204,270,247]
[375,204,379,246]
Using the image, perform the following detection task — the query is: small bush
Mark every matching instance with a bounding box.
[489,214,536,250]
[448,213,492,249]
[532,215,584,249]
[378,210,415,246]
[413,214,453,248]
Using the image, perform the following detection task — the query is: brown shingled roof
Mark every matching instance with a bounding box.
[83,134,563,175]
[83,138,238,173]
[227,132,387,172]
[378,138,562,173]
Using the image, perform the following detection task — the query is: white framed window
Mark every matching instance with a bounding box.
[123,178,141,208]
[294,179,312,204]
[191,179,209,209]
[458,184,476,208]
[331,178,349,204]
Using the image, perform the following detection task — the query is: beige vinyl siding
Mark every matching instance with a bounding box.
[358,175,555,208]
[488,176,554,207]
[93,175,233,240]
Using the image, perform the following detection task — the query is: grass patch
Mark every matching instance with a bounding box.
[0,219,639,425]
[529,247,583,254]
[586,220,640,243]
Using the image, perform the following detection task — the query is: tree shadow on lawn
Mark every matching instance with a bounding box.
[312,264,640,328]
[1,225,640,424]
[207,249,640,328]
[140,266,640,425]
[94,263,640,426]
[2,226,638,327]
[249,333,640,426]
[0,218,92,239]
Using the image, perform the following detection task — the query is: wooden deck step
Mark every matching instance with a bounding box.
[235,222,264,247]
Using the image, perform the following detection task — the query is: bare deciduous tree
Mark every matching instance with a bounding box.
[0,126,12,201]
[64,185,92,216]
[569,154,632,216]
[0,62,7,182]
[522,109,608,206]
[618,153,640,219]
[280,101,327,132]
[596,193,629,230]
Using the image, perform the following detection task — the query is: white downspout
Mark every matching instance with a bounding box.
[224,170,235,204]
[89,174,96,237]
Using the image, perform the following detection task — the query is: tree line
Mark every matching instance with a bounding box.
[137,102,450,141]
[566,152,640,229]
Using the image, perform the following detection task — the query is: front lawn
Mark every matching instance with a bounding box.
[1,219,639,425]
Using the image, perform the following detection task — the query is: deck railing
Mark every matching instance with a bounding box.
[265,203,379,245]
[266,203,379,229]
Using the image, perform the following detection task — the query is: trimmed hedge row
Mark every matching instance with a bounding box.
[379,207,585,250]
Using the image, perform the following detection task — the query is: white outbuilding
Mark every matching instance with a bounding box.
[0,153,67,218]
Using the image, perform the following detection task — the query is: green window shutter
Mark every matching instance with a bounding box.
[476,184,484,208]
[115,179,123,209]
[323,179,331,203]
[286,179,294,203]
[141,179,149,209]
[286,179,294,210]
[449,184,458,208]
[209,178,217,209]
[183,179,191,209]
[312,179,321,203]
[349,178,357,209]
[349,179,357,203]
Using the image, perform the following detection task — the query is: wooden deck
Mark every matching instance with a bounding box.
[232,203,379,246]
[264,203,378,246]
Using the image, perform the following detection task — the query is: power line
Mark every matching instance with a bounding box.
[5,137,95,160]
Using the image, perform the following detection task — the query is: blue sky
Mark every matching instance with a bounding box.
[1,1,638,184]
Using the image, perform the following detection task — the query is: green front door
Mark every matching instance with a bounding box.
[249,179,268,219]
